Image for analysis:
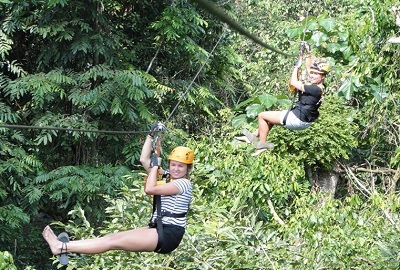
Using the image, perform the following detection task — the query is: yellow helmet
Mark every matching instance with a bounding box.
[310,59,330,74]
[168,146,194,164]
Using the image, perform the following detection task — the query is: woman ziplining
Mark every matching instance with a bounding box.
[42,122,194,265]
[235,42,331,156]
[190,0,332,155]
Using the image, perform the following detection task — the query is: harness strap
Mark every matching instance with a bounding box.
[316,83,326,105]
[151,173,187,252]
[162,211,187,218]
[282,109,290,126]
[154,194,164,252]
[149,131,165,252]
[283,90,298,126]
[152,195,187,252]
[284,81,326,125]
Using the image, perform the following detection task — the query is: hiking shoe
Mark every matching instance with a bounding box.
[252,148,269,156]
[253,141,275,150]
[243,129,258,143]
[235,136,251,143]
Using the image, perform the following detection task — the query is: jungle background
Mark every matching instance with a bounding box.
[1,0,400,269]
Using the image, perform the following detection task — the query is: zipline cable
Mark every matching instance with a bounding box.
[190,0,295,58]
[0,124,146,134]
[166,29,226,122]
[0,33,227,132]
[1,2,298,133]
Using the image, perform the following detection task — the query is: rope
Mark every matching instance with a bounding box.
[191,0,295,57]
[165,29,226,122]
[1,32,226,131]
[1,4,304,132]
[298,9,310,82]
[0,124,146,134]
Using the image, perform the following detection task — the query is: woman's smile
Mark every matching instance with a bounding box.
[169,161,188,179]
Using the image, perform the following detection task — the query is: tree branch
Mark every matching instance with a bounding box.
[343,165,400,233]
[146,41,163,73]
[335,165,398,174]
[267,199,285,226]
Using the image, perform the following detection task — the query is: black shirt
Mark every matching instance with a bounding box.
[291,84,323,122]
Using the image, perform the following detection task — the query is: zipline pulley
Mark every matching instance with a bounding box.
[288,41,308,94]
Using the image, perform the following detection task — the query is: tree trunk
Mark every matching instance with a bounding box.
[306,163,340,196]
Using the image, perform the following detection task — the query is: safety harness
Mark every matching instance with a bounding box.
[282,90,298,126]
[284,82,325,125]
[149,174,188,252]
[148,127,187,252]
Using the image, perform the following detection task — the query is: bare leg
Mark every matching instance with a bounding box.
[257,111,283,142]
[42,225,158,255]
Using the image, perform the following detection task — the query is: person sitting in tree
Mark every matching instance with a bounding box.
[42,122,194,265]
[236,43,330,156]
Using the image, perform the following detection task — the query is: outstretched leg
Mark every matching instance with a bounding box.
[43,225,158,255]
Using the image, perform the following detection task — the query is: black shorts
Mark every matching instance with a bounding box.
[149,223,185,254]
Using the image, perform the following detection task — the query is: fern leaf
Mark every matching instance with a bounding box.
[22,186,43,204]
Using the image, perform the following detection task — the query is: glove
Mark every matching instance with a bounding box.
[300,41,311,54]
[149,122,167,137]
[294,58,302,68]
[305,42,311,54]
[150,153,159,168]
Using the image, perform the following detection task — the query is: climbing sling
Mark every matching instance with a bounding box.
[282,90,298,126]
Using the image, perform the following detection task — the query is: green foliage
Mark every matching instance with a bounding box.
[35,165,132,221]
[1,0,400,268]
[328,0,399,103]
[275,193,400,269]
[192,133,308,219]
[270,96,358,168]
[0,133,41,240]
[1,64,168,170]
[152,4,208,44]
[4,66,159,123]
[0,251,17,270]
[149,1,240,127]
[0,102,20,123]
[0,26,26,77]
[233,92,290,120]
[49,128,400,269]
[321,0,400,194]
[350,91,400,194]
[0,205,30,240]
[232,94,357,169]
